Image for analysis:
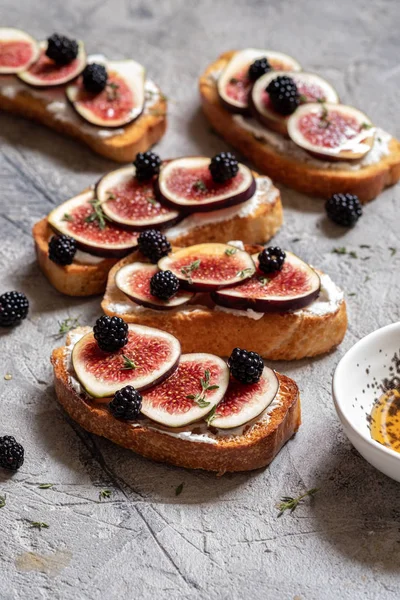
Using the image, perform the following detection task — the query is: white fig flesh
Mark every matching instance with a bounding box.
[213,251,321,312]
[155,157,256,212]
[287,103,375,161]
[217,48,302,113]
[158,243,256,292]
[141,353,230,427]
[250,71,339,135]
[0,28,40,74]
[66,59,145,127]
[72,324,181,398]
[210,366,279,429]
[18,40,86,86]
[48,189,139,258]
[115,262,194,310]
[96,165,180,229]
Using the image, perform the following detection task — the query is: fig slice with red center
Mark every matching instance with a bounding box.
[66,59,145,127]
[141,353,230,427]
[115,262,194,310]
[0,28,40,74]
[18,40,86,86]
[210,366,279,429]
[250,71,339,135]
[48,189,139,258]
[287,103,375,161]
[213,251,321,313]
[72,324,181,398]
[155,157,256,212]
[217,48,302,113]
[158,243,256,292]
[96,165,180,230]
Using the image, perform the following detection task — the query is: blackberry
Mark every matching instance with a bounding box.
[266,75,299,115]
[94,316,128,353]
[0,291,29,327]
[138,229,171,264]
[82,63,108,94]
[258,246,286,274]
[0,436,24,471]
[150,270,179,300]
[228,348,264,385]
[46,34,78,65]
[133,151,162,181]
[248,57,271,81]
[48,234,77,266]
[209,152,239,183]
[109,386,142,421]
[325,193,362,227]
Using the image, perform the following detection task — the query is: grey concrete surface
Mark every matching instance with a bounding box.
[0,1,399,598]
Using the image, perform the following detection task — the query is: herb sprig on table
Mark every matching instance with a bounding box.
[277,488,319,517]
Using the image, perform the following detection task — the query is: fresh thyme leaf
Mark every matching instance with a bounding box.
[349,251,358,259]
[316,97,326,103]
[180,259,201,284]
[258,276,270,286]
[364,275,371,283]
[29,521,49,530]
[276,487,319,517]
[106,81,119,101]
[377,137,382,143]
[85,199,111,230]
[146,196,158,206]
[389,247,397,256]
[197,397,211,409]
[348,293,357,297]
[225,247,237,256]
[62,213,73,222]
[192,179,207,193]
[299,94,308,103]
[229,77,239,84]
[292,237,301,243]
[107,193,116,200]
[122,355,138,370]
[58,316,81,336]
[38,483,53,489]
[360,122,372,130]
[332,247,347,255]
[318,104,330,128]
[99,489,112,500]
[237,267,254,278]
[359,244,371,249]
[175,483,184,496]
[0,494,6,509]
[186,369,219,408]
[205,405,220,425]
[4,373,12,381]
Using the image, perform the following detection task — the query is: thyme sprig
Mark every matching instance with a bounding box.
[225,247,237,256]
[237,267,254,279]
[205,404,220,425]
[332,247,358,259]
[318,104,331,128]
[122,355,138,370]
[277,488,319,517]
[99,489,112,501]
[193,179,207,193]
[106,82,120,101]
[62,213,73,222]
[180,259,201,285]
[57,316,81,336]
[0,494,6,508]
[29,521,49,530]
[258,276,270,286]
[186,369,219,408]
[84,199,111,230]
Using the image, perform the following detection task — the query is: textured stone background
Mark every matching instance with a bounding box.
[0,1,400,598]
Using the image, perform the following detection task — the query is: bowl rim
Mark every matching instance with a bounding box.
[333,321,400,463]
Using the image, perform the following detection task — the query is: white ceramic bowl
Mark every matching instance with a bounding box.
[333,322,400,482]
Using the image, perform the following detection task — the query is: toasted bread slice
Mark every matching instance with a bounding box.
[102,245,347,360]
[51,330,301,473]
[199,51,400,203]
[32,175,283,296]
[0,77,167,162]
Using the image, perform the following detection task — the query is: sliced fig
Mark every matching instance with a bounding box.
[72,324,181,398]
[96,165,180,230]
[155,157,256,213]
[158,243,256,292]
[213,251,321,312]
[48,189,139,258]
[250,71,339,135]
[66,59,145,127]
[115,262,194,310]
[217,48,302,113]
[287,103,375,161]
[18,40,86,86]
[210,367,279,429]
[0,28,39,74]
[141,353,229,427]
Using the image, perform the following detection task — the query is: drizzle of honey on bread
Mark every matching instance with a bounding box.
[370,389,400,452]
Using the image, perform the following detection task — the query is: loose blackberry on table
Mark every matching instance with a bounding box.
[46,33,78,65]
[209,152,239,183]
[0,291,29,327]
[109,386,142,421]
[266,75,299,115]
[82,63,108,94]
[150,270,180,300]
[258,246,286,274]
[138,229,171,263]
[94,316,128,352]
[325,193,362,227]
[133,151,162,181]
[228,348,264,385]
[248,57,271,81]
[48,234,77,266]
[0,436,24,471]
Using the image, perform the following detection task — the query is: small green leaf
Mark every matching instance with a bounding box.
[62,213,73,222]
[229,77,239,84]
[192,179,207,193]
[389,247,397,256]
[29,521,49,530]
[299,94,308,103]
[0,494,6,509]
[57,316,81,336]
[349,251,358,259]
[276,488,319,517]
[205,405,219,425]
[175,483,184,496]
[237,267,254,279]
[38,484,53,490]
[99,489,112,501]
[122,355,138,370]
[332,247,347,255]
[225,247,237,256]
[360,122,372,130]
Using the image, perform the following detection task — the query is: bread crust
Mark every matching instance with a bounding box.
[199,51,400,203]
[51,344,301,473]
[102,248,348,360]
[32,175,283,296]
[0,79,167,162]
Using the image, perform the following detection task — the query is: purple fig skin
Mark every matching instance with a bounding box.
[154,173,257,214]
[212,285,321,313]
[248,89,289,136]
[48,222,139,258]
